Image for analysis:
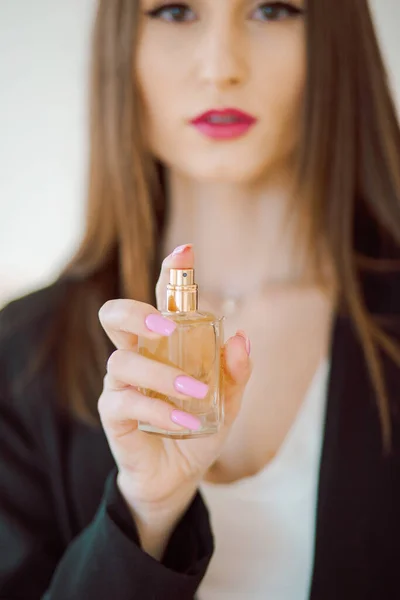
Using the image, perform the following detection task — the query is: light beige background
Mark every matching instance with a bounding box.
[0,0,399,307]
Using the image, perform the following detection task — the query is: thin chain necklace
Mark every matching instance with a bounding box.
[200,274,335,317]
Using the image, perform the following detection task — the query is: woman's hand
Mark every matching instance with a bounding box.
[98,246,252,558]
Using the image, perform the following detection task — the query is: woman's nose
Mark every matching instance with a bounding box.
[196,23,249,90]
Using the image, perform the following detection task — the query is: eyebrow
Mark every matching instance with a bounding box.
[140,0,307,13]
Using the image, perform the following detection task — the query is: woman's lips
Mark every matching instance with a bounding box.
[190,109,257,140]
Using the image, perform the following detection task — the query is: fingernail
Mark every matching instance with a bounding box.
[172,244,193,256]
[235,330,251,356]
[171,410,202,431]
[174,375,209,399]
[145,314,177,336]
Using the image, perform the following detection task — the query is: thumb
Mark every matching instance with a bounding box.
[155,244,194,311]
[222,331,252,427]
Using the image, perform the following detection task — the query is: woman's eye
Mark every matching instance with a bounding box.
[145,3,196,23]
[254,2,303,21]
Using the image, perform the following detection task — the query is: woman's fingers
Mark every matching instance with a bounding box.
[98,243,194,349]
[98,299,177,350]
[155,244,194,311]
[100,346,207,438]
[98,330,252,459]
[98,387,201,437]
[222,331,252,427]
[105,349,209,402]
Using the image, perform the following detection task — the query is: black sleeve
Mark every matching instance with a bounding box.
[0,387,214,599]
[47,469,213,599]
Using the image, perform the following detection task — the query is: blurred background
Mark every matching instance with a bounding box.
[0,0,399,308]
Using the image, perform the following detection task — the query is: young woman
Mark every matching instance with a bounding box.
[1,0,400,598]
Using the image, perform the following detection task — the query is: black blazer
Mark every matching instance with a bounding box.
[1,268,400,600]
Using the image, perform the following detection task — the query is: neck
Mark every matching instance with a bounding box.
[162,167,327,298]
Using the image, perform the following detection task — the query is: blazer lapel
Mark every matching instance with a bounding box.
[309,313,386,599]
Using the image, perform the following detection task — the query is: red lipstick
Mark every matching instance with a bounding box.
[190,108,257,140]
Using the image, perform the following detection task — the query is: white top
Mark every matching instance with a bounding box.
[197,359,331,600]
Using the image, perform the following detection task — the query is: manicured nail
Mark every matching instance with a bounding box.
[145,314,176,336]
[172,244,193,256]
[171,410,202,431]
[174,375,209,399]
[235,330,251,356]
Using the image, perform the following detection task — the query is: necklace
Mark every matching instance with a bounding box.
[220,296,241,316]
[200,277,333,318]
[200,286,263,317]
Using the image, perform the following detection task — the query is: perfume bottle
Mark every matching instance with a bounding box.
[138,268,224,439]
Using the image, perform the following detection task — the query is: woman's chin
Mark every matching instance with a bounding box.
[176,158,270,186]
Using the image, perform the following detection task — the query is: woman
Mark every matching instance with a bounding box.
[1,0,400,598]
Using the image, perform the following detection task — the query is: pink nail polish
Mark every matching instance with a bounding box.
[172,244,193,255]
[236,330,251,356]
[145,314,176,336]
[174,375,209,399]
[171,410,201,431]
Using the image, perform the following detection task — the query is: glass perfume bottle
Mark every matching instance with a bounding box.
[138,268,224,439]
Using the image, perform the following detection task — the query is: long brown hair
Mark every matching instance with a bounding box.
[50,0,400,447]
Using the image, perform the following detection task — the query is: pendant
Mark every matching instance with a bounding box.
[221,297,240,316]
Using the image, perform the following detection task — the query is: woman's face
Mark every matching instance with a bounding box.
[136,0,306,184]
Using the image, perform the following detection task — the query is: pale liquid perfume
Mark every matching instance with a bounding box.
[138,268,224,439]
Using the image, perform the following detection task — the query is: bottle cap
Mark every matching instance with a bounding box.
[167,269,198,312]
[169,268,195,287]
